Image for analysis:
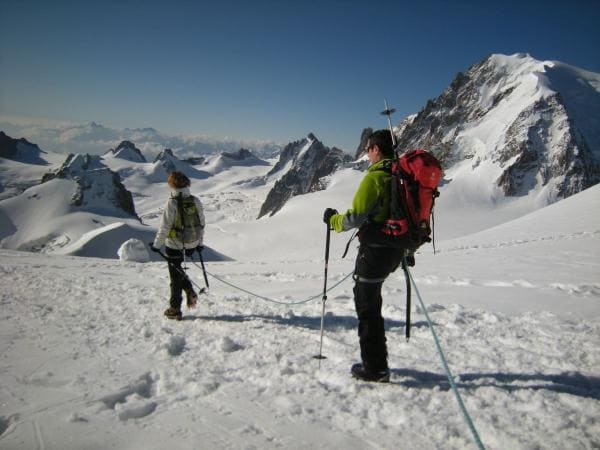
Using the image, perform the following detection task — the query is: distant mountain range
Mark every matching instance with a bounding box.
[1,53,599,259]
[0,134,270,259]
[0,119,282,160]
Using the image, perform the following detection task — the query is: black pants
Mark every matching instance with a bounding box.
[165,247,196,310]
[353,244,403,372]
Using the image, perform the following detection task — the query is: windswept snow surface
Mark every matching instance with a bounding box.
[1,179,599,449]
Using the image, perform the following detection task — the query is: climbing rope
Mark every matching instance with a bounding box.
[184,257,486,449]
[405,265,486,450]
[191,261,354,306]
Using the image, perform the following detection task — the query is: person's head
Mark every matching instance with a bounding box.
[167,171,190,189]
[365,129,394,163]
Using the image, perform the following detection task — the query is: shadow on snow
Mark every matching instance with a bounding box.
[196,312,430,332]
[390,368,600,400]
[187,313,599,400]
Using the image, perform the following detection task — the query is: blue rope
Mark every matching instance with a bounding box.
[192,260,485,448]
[200,266,354,306]
[405,266,486,450]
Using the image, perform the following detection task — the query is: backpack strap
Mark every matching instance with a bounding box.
[174,192,186,251]
[341,229,358,258]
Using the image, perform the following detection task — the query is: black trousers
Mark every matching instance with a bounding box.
[353,244,403,372]
[165,247,196,310]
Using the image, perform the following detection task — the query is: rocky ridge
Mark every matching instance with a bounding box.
[258,133,352,218]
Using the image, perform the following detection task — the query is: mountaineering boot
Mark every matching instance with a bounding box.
[164,307,183,321]
[351,363,390,383]
[185,288,198,308]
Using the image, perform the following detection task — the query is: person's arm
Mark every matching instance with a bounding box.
[329,175,380,233]
[153,198,176,248]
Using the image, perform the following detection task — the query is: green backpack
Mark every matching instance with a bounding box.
[168,194,203,245]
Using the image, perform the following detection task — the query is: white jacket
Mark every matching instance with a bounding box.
[153,187,205,250]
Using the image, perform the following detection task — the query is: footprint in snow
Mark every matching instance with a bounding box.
[95,372,159,421]
[165,336,186,356]
[220,336,244,352]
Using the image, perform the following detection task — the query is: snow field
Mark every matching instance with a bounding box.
[1,243,598,449]
[1,121,600,449]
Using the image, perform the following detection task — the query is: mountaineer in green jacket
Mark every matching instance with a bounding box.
[323,129,404,383]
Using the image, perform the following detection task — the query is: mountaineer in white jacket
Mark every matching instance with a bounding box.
[150,171,205,320]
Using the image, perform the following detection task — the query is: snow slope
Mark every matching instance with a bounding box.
[0,146,65,201]
[0,182,598,449]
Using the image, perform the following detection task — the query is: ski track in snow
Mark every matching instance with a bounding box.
[441,230,600,253]
[1,248,599,450]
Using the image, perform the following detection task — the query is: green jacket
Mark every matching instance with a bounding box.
[329,159,392,233]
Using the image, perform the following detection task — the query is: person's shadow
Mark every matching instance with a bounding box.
[389,368,600,400]
[195,312,429,332]
[188,312,599,400]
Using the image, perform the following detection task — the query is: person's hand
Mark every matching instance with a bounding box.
[323,208,338,225]
[149,242,160,253]
[405,254,415,267]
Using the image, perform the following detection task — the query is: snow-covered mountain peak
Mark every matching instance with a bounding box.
[55,153,106,175]
[153,148,175,162]
[205,148,270,173]
[394,52,600,218]
[147,148,210,182]
[106,140,147,163]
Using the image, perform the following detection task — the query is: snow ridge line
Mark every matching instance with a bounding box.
[196,263,354,305]
[406,265,487,450]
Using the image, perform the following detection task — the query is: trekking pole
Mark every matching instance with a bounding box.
[314,224,331,366]
[402,256,412,342]
[154,248,190,281]
[152,247,206,294]
[197,247,210,289]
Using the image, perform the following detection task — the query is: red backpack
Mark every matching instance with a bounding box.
[379,149,442,250]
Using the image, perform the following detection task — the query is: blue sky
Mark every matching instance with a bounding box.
[1,0,599,152]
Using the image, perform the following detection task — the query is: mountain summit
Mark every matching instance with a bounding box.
[106,140,147,163]
[390,53,600,204]
[258,134,352,218]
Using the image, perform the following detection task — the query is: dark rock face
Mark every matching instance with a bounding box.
[258,134,352,218]
[218,148,269,167]
[354,128,373,160]
[222,148,254,161]
[391,54,600,200]
[183,156,206,165]
[42,153,138,218]
[0,131,47,165]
